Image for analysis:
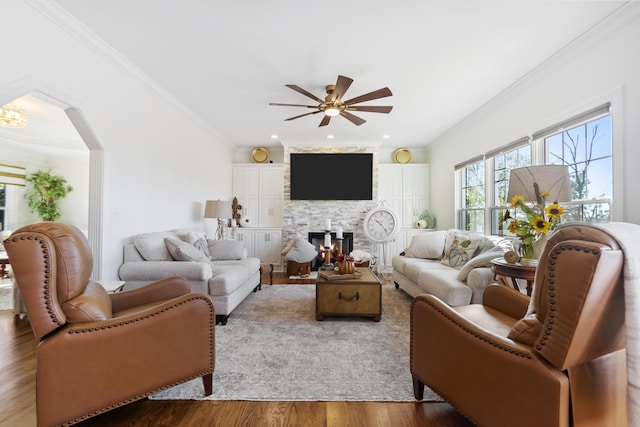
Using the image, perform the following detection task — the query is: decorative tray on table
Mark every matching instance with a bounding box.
[318,270,363,280]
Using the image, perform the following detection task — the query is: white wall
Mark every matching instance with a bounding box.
[1,1,233,279]
[426,4,640,229]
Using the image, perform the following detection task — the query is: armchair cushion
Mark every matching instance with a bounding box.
[165,237,210,263]
[61,282,113,323]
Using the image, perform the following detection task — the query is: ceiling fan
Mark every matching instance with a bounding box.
[269,75,393,127]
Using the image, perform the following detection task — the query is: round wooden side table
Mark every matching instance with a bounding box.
[490,257,537,296]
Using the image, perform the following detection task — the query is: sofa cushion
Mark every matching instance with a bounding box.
[404,230,447,259]
[403,258,454,282]
[165,237,210,263]
[208,261,258,296]
[416,269,473,306]
[441,233,485,268]
[208,239,245,260]
[134,232,179,261]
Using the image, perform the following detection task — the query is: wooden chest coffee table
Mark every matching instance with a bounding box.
[316,267,381,322]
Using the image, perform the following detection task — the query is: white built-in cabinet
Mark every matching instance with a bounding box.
[233,164,283,228]
[235,228,283,270]
[378,164,431,258]
[232,164,284,269]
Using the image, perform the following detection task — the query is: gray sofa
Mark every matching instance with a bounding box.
[118,229,260,324]
[392,229,515,306]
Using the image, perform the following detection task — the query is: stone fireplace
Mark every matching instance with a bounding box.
[308,232,354,271]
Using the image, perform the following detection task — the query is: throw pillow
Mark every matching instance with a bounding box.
[187,231,211,259]
[281,235,300,256]
[134,232,179,261]
[404,230,447,259]
[208,239,245,261]
[284,238,318,263]
[456,246,505,281]
[441,233,484,269]
[165,238,210,262]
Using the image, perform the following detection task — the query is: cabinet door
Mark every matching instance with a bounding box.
[233,167,260,226]
[235,229,255,258]
[378,165,403,220]
[258,166,283,227]
[402,165,430,228]
[255,229,282,268]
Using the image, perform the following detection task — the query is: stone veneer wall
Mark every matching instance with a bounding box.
[282,146,379,257]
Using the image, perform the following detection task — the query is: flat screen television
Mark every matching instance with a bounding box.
[290,153,373,200]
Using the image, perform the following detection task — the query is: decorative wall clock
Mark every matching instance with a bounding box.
[363,206,399,243]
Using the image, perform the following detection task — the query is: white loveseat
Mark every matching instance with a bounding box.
[392,229,515,306]
[118,229,260,324]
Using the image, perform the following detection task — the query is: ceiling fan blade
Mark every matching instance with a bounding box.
[285,110,322,121]
[346,105,393,113]
[343,87,393,106]
[319,115,332,127]
[340,111,366,126]
[269,103,317,108]
[333,75,353,102]
[286,84,324,103]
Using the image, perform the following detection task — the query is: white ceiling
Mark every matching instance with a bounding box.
[2,1,627,150]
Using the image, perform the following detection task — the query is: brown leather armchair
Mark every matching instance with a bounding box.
[4,223,215,427]
[411,223,627,427]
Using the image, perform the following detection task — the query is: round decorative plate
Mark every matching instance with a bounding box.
[251,147,269,163]
[393,148,412,164]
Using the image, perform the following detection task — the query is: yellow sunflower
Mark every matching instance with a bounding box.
[508,220,518,233]
[510,195,525,208]
[540,190,551,198]
[531,216,551,233]
[545,203,565,220]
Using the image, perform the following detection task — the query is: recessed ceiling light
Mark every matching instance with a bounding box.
[383,134,390,139]
[271,134,278,139]
[327,134,334,139]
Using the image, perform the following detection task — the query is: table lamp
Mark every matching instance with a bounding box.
[204,200,232,240]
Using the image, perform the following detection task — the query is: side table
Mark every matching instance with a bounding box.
[490,257,536,296]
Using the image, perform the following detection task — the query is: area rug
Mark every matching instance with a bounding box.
[288,271,318,280]
[0,283,12,311]
[150,284,442,402]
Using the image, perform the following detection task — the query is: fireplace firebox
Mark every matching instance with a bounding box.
[308,232,354,271]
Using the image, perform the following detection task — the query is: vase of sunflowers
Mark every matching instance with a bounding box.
[504,193,565,263]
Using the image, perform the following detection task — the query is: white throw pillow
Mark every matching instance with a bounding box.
[208,240,245,261]
[284,238,318,263]
[404,230,447,259]
[165,237,210,262]
[456,247,504,281]
[187,231,211,259]
[134,232,178,261]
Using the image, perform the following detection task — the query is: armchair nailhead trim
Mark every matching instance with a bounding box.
[537,244,600,350]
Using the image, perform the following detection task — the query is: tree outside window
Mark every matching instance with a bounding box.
[545,114,611,223]
[459,160,485,232]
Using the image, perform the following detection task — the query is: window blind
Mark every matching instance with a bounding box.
[454,155,484,171]
[0,164,26,186]
[485,137,530,159]
[532,103,611,141]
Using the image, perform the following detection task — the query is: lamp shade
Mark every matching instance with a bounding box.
[204,200,232,218]
[507,165,571,204]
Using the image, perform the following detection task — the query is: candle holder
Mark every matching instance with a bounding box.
[336,237,343,256]
[321,229,334,271]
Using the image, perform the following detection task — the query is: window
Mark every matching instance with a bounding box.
[455,104,613,233]
[456,157,485,233]
[543,114,611,223]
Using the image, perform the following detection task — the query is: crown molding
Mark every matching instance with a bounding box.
[24,0,233,148]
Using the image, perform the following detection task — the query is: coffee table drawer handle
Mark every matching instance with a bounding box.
[338,291,360,301]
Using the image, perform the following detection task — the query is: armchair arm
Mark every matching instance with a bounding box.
[109,276,191,312]
[37,294,215,426]
[482,284,530,319]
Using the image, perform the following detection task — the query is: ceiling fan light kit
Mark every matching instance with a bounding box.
[270,75,393,127]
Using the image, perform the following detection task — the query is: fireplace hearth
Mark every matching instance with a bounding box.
[308,232,354,271]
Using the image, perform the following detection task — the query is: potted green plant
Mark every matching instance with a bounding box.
[24,170,73,221]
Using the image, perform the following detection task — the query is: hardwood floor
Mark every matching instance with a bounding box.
[0,271,473,427]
